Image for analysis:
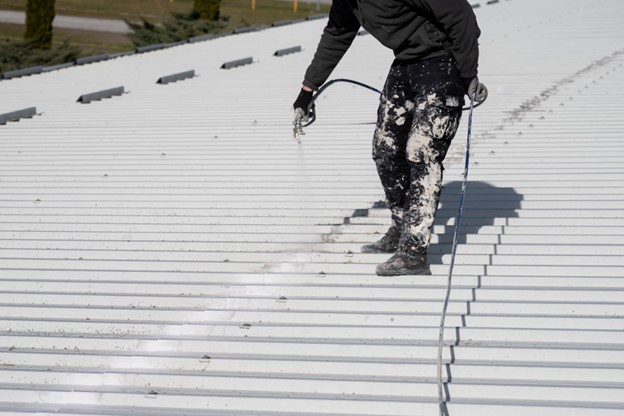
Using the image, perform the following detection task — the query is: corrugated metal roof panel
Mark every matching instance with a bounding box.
[0,0,623,414]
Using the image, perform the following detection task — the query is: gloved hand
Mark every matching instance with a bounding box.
[463,77,488,104]
[293,88,315,118]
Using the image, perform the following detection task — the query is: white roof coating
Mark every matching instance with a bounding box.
[0,0,623,415]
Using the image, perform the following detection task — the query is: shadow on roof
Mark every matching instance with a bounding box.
[431,180,522,260]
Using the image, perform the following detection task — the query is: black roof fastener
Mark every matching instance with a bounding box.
[0,107,37,125]
[77,86,125,104]
[157,70,196,85]
[234,26,259,34]
[76,54,110,65]
[42,62,75,73]
[486,0,499,4]
[221,57,253,69]
[109,51,136,59]
[272,19,293,27]
[189,34,218,43]
[471,3,481,8]
[2,66,43,80]
[306,13,329,21]
[274,46,302,57]
[136,43,169,53]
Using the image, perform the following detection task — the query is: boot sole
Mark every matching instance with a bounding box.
[376,267,432,276]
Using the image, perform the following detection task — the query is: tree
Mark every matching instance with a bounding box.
[24,0,56,49]
[193,0,220,21]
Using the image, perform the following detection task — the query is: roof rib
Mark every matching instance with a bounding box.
[0,0,623,415]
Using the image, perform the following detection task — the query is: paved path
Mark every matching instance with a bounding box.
[0,10,130,33]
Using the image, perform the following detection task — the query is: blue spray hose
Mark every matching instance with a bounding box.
[302,78,484,127]
[437,97,475,416]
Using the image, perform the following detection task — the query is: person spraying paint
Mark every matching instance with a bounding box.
[293,0,487,276]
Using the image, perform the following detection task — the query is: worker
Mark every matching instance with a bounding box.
[293,0,487,276]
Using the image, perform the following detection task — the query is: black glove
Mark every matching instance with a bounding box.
[293,89,315,117]
[462,76,488,104]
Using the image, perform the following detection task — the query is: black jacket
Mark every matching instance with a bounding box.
[303,0,481,90]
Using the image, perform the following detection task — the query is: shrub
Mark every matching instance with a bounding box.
[127,12,226,47]
[0,39,81,73]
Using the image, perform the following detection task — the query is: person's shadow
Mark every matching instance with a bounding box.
[342,181,523,264]
[428,181,522,262]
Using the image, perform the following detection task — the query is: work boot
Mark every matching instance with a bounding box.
[361,226,401,253]
[375,251,431,276]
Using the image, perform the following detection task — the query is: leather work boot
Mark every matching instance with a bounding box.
[375,251,432,276]
[361,226,401,253]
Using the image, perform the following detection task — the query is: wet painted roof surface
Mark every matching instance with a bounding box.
[0,0,623,415]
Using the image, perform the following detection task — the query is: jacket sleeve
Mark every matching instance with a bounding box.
[411,0,481,79]
[303,0,361,90]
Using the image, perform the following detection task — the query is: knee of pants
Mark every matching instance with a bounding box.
[372,130,405,163]
[406,132,438,165]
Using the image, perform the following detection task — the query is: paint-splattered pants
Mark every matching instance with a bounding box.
[373,54,465,256]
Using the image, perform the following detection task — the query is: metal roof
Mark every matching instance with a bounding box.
[0,0,623,415]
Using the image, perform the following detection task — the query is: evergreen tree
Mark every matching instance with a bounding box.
[24,0,56,49]
[193,0,221,21]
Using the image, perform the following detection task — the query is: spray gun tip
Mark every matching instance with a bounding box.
[293,108,306,143]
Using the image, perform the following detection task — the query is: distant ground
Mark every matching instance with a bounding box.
[0,0,330,58]
[0,0,200,22]
[0,0,331,25]
[0,10,131,33]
